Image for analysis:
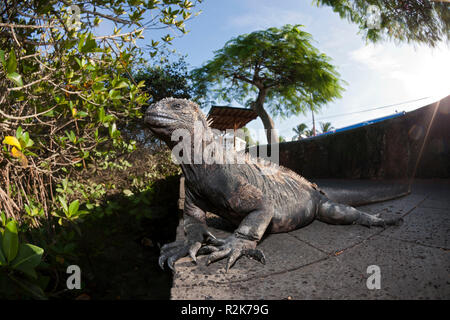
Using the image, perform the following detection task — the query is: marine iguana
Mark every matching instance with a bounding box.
[144,98,404,271]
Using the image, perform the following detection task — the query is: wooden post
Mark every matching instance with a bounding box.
[178,176,185,210]
[233,122,237,149]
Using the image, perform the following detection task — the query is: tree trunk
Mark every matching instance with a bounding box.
[312,109,316,136]
[251,89,279,144]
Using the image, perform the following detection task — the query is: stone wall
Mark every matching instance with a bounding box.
[251,95,450,179]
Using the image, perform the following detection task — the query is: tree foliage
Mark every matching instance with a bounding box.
[0,0,202,226]
[0,0,203,298]
[133,56,202,106]
[314,0,449,47]
[191,24,345,143]
[124,56,203,147]
[320,121,334,133]
[292,123,309,140]
[292,121,335,140]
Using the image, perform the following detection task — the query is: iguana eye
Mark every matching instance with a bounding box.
[172,103,182,109]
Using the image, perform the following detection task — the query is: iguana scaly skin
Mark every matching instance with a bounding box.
[144,98,403,271]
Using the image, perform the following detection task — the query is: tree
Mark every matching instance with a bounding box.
[292,123,309,140]
[133,57,202,106]
[305,129,316,137]
[0,0,203,223]
[191,24,345,144]
[320,121,334,133]
[314,0,450,47]
[128,57,203,147]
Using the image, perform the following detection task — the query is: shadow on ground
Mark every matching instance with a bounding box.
[74,176,181,299]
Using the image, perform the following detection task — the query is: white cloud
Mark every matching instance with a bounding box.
[227,6,312,31]
[349,44,400,74]
[349,43,450,99]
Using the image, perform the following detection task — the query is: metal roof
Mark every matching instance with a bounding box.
[207,106,258,131]
[315,112,406,138]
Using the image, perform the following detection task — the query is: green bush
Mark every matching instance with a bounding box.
[0,219,46,299]
[0,0,202,299]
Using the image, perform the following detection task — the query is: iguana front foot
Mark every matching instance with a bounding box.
[198,234,266,271]
[159,228,216,271]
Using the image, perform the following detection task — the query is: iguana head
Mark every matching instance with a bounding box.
[144,97,210,148]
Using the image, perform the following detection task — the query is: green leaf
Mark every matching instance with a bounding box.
[98,107,105,122]
[92,82,105,92]
[81,34,97,53]
[63,243,76,253]
[109,122,120,138]
[114,80,128,89]
[7,72,23,87]
[16,126,23,140]
[43,109,55,117]
[3,220,19,263]
[66,130,77,143]
[0,49,6,70]
[77,33,86,52]
[58,196,68,215]
[68,200,79,217]
[37,274,51,292]
[108,89,122,100]
[75,210,89,216]
[0,232,7,266]
[7,49,17,73]
[9,275,47,300]
[11,243,44,279]
[74,56,82,68]
[20,131,34,149]
[123,189,134,196]
[0,212,5,226]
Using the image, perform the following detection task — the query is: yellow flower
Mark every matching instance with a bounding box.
[2,136,22,150]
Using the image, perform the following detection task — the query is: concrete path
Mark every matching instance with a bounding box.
[170,179,449,299]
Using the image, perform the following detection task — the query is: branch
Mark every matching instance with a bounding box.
[94,28,144,40]
[7,73,52,92]
[0,22,54,29]
[232,73,254,85]
[82,9,131,25]
[47,79,101,106]
[0,104,58,120]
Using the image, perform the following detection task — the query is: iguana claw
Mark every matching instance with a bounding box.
[158,229,219,270]
[159,240,202,270]
[199,234,266,271]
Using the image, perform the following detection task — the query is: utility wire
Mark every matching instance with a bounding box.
[276,96,432,135]
[314,96,430,122]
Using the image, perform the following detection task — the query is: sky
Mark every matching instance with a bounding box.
[137,0,450,143]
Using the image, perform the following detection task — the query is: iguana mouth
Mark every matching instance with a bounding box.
[145,112,176,127]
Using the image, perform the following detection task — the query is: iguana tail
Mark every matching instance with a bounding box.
[317,198,403,227]
[314,180,411,207]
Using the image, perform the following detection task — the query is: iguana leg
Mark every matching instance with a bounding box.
[158,195,215,271]
[317,199,403,227]
[199,205,273,271]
